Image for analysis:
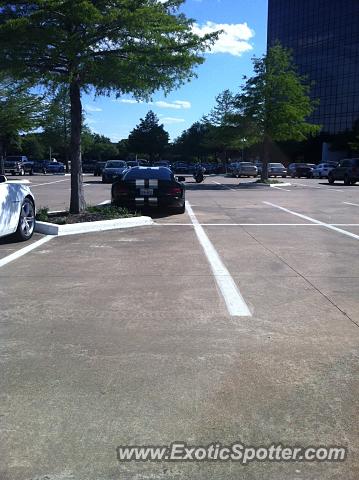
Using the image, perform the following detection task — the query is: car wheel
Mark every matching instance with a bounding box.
[351,180,357,185]
[174,204,186,214]
[14,197,35,241]
[328,174,335,184]
[344,175,351,186]
[19,168,25,176]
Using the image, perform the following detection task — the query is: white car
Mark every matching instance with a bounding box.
[313,163,338,179]
[0,175,36,241]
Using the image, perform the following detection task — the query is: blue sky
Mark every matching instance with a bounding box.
[83,0,268,142]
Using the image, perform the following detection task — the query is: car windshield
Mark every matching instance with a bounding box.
[269,163,284,167]
[105,161,126,168]
[124,167,172,180]
[241,162,255,166]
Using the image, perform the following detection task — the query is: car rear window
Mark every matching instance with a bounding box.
[124,167,173,180]
[106,161,126,168]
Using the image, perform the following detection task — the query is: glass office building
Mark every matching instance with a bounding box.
[267,0,359,134]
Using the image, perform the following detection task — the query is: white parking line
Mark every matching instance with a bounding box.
[264,202,359,241]
[344,202,359,207]
[0,235,54,268]
[29,179,70,187]
[159,222,359,227]
[212,180,236,191]
[270,185,291,192]
[186,201,251,317]
[98,200,111,205]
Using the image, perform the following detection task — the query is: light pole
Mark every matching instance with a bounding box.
[241,138,247,162]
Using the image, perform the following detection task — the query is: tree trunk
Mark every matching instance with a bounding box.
[69,80,85,214]
[261,134,270,181]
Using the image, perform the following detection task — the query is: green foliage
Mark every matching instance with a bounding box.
[174,121,210,161]
[20,134,45,158]
[128,111,169,160]
[0,78,43,157]
[231,44,321,145]
[0,0,219,212]
[0,1,218,96]
[35,207,49,222]
[42,87,71,165]
[82,130,119,160]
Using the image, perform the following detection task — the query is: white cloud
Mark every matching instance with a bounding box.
[117,99,143,104]
[192,21,254,57]
[115,98,191,110]
[161,117,185,125]
[85,104,102,112]
[155,100,191,110]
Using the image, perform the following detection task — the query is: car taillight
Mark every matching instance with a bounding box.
[168,186,182,196]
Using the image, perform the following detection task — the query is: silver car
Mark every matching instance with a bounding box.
[234,162,258,178]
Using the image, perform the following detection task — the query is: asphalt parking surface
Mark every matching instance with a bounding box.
[1,175,359,479]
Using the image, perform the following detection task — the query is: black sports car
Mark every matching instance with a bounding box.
[112,167,185,213]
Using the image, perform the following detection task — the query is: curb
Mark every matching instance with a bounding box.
[270,182,292,187]
[35,216,154,236]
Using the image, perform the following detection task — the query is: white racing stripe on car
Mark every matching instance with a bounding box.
[136,180,145,187]
[264,202,359,241]
[149,179,158,188]
[135,197,145,205]
[148,198,158,204]
[186,200,251,317]
[0,235,54,269]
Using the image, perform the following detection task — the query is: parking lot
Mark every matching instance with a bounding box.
[1,174,359,479]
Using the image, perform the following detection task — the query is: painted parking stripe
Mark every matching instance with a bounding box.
[0,235,54,269]
[212,180,236,191]
[270,185,291,192]
[159,222,359,227]
[344,202,359,207]
[264,202,359,241]
[186,200,251,317]
[29,179,70,187]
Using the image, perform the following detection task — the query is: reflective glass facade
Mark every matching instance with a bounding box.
[268,0,359,134]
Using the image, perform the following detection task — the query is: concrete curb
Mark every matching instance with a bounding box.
[270,182,292,187]
[35,216,154,236]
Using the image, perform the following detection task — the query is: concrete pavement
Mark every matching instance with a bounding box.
[0,175,358,479]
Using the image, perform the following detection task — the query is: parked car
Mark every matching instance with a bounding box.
[82,160,97,173]
[313,162,338,179]
[45,162,65,174]
[267,162,287,178]
[233,162,258,178]
[112,166,185,213]
[290,163,315,178]
[328,158,359,185]
[254,162,262,176]
[173,162,190,174]
[126,161,140,169]
[0,175,36,241]
[4,156,33,176]
[93,161,106,176]
[153,160,172,170]
[102,160,127,183]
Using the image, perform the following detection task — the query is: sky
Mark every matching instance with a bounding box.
[83,0,268,143]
